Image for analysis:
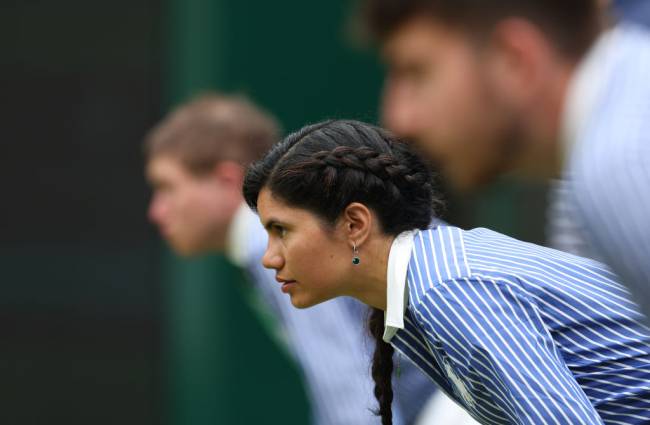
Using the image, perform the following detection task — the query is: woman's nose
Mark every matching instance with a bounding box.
[262,246,284,270]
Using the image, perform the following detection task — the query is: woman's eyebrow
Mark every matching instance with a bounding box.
[263,219,283,231]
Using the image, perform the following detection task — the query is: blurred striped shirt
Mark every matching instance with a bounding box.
[386,226,650,425]
[556,24,650,320]
[227,204,434,425]
[546,179,597,260]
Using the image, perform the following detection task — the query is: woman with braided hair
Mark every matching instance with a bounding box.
[243,120,650,425]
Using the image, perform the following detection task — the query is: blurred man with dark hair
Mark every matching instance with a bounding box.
[361,0,650,323]
[145,93,435,425]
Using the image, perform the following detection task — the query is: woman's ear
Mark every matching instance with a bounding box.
[341,202,373,248]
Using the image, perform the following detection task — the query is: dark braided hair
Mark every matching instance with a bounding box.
[369,307,395,424]
[243,120,441,424]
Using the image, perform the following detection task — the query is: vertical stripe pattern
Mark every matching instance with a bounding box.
[566,24,650,322]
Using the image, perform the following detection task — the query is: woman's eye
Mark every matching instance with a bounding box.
[274,225,286,237]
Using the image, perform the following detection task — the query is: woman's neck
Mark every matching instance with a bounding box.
[345,234,395,311]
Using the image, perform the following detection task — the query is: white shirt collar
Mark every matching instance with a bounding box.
[225,202,256,267]
[561,27,618,159]
[383,230,417,343]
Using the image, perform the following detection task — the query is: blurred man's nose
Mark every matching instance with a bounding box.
[382,85,420,138]
[147,196,165,225]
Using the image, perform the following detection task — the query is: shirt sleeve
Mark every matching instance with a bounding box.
[413,277,604,425]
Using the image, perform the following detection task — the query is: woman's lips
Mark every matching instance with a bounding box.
[280,280,297,293]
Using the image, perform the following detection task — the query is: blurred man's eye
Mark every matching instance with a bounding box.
[406,64,428,80]
[390,63,427,84]
[153,181,172,193]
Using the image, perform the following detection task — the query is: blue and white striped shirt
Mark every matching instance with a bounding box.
[559,24,650,321]
[386,226,650,425]
[227,204,434,425]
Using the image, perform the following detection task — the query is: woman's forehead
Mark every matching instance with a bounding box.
[257,188,300,223]
[257,188,335,230]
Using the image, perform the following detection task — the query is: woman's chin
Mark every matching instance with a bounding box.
[289,293,328,309]
[289,295,315,309]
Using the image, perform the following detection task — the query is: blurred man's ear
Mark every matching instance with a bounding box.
[486,18,557,106]
[211,161,246,190]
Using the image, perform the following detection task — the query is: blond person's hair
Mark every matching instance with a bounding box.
[144,94,280,174]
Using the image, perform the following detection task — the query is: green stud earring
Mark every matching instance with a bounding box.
[352,243,361,265]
